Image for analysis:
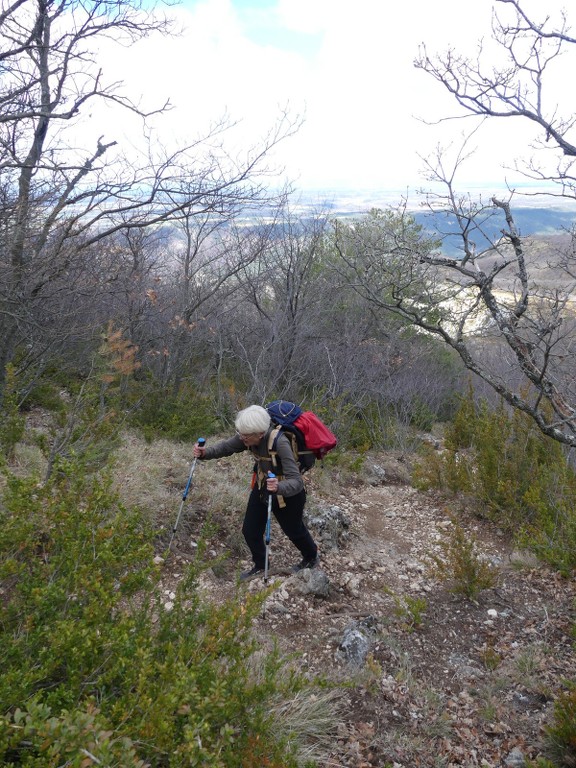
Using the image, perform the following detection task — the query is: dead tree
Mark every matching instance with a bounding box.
[0,0,296,401]
[370,0,576,448]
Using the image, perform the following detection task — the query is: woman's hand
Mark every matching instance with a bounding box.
[266,474,279,493]
[193,442,206,459]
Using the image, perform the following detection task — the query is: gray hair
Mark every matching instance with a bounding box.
[235,405,271,435]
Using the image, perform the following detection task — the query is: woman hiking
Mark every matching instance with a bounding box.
[193,405,319,580]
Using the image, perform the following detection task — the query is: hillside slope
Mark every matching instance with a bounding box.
[130,441,576,768]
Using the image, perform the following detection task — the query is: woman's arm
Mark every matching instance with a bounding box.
[201,435,246,460]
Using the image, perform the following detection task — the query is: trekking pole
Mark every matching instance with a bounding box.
[168,438,205,553]
[264,472,275,584]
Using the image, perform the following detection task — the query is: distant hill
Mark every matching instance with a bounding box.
[469,233,576,294]
[412,207,576,257]
[296,189,576,258]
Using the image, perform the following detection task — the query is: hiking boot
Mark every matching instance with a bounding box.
[291,555,320,573]
[239,565,265,581]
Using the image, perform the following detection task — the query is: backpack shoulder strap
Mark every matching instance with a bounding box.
[267,425,282,474]
[259,426,286,508]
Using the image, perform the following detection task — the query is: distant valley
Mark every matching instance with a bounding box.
[413,206,576,257]
[296,187,576,257]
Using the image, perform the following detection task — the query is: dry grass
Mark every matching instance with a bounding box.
[5,443,47,481]
[112,431,236,499]
[245,648,346,767]
[271,687,346,766]
[111,431,195,525]
[111,430,255,545]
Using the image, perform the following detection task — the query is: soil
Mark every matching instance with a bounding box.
[158,451,576,768]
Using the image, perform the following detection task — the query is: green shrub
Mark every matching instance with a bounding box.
[444,383,477,451]
[128,385,219,443]
[0,459,327,767]
[36,329,153,479]
[407,397,435,431]
[384,587,427,631]
[21,380,66,413]
[412,442,473,495]
[426,517,498,599]
[0,365,25,460]
[414,395,576,574]
[534,684,576,768]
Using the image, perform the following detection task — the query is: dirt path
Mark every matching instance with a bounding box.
[162,473,575,768]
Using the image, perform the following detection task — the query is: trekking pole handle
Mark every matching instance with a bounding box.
[191,437,206,461]
[266,471,277,493]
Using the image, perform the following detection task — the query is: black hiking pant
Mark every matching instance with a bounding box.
[242,486,317,569]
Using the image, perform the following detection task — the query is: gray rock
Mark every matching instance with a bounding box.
[292,567,330,597]
[336,616,379,667]
[305,502,350,551]
[366,463,387,486]
[447,652,484,680]
[504,747,526,767]
[267,602,291,615]
[336,627,371,667]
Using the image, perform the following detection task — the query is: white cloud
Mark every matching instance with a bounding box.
[81,0,576,194]
[276,0,337,34]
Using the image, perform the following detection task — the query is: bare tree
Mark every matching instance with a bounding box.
[416,0,576,190]
[157,197,290,391]
[0,0,296,400]
[223,207,337,403]
[325,208,462,434]
[198,206,461,450]
[356,0,576,448]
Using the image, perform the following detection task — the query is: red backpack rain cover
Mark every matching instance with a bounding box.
[266,400,338,472]
[292,411,338,459]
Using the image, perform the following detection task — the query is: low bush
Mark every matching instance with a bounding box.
[0,458,333,767]
[527,684,576,768]
[127,384,220,443]
[0,365,25,460]
[414,395,576,574]
[541,685,576,767]
[21,380,66,413]
[425,517,497,599]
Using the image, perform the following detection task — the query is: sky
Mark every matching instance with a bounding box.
[89,0,574,199]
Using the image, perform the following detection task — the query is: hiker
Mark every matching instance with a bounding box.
[193,404,319,580]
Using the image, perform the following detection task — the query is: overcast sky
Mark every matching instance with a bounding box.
[90,0,572,197]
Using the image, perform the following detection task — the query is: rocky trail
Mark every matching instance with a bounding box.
[158,456,575,768]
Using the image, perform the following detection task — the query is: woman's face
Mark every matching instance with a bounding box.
[237,431,264,447]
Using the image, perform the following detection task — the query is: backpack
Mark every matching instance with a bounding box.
[265,400,338,475]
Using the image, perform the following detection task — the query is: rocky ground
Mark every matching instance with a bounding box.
[158,453,576,768]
